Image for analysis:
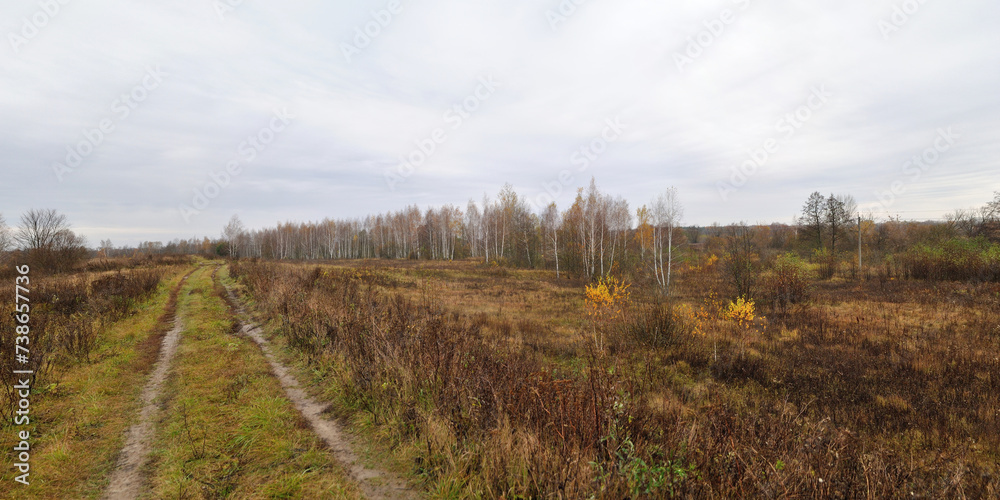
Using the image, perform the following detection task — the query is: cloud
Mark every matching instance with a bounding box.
[0,0,997,245]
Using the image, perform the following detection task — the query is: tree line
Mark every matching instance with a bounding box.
[3,186,997,285]
[222,179,685,290]
[220,183,1000,287]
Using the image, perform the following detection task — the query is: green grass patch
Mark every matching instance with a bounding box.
[147,266,361,499]
[0,265,192,499]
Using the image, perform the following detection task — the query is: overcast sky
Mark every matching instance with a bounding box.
[1,0,998,246]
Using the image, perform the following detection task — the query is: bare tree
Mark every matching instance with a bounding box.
[541,202,561,278]
[571,178,618,277]
[465,200,482,259]
[983,191,1000,241]
[663,188,683,292]
[634,205,652,261]
[826,194,857,252]
[651,187,684,292]
[584,179,602,277]
[438,204,461,260]
[98,238,115,258]
[985,192,1000,219]
[723,222,760,300]
[55,229,87,252]
[15,209,87,272]
[946,209,974,237]
[223,214,247,258]
[606,196,631,276]
[16,209,71,251]
[0,213,11,254]
[560,190,587,277]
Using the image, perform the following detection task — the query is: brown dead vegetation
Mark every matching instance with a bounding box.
[229,258,999,498]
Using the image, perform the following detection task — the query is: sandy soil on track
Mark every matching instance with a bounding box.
[103,273,191,500]
[222,282,418,500]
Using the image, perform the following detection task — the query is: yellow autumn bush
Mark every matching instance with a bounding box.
[724,297,757,329]
[585,275,631,351]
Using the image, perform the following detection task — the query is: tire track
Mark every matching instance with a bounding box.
[216,270,417,500]
[103,268,195,500]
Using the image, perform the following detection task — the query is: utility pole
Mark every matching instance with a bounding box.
[858,215,862,279]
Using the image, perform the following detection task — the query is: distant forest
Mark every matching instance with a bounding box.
[2,181,998,287]
[212,180,1000,287]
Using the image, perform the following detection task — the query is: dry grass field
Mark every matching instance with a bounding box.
[1,253,997,498]
[228,257,1000,498]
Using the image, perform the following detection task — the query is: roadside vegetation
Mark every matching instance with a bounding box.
[0,261,187,498]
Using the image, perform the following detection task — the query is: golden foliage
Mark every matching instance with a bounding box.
[673,303,704,337]
[724,297,757,329]
[585,275,632,351]
[585,275,632,323]
[687,253,720,273]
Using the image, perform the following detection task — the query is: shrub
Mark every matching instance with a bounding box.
[723,297,756,327]
[812,247,838,280]
[90,269,163,320]
[585,275,632,352]
[722,224,761,300]
[1,267,164,420]
[761,253,812,314]
[900,237,1000,282]
[686,253,719,274]
[623,302,699,348]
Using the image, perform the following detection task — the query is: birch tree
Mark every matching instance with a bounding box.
[541,202,561,277]
[0,214,11,254]
[651,187,684,292]
[223,214,247,258]
[465,200,482,259]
